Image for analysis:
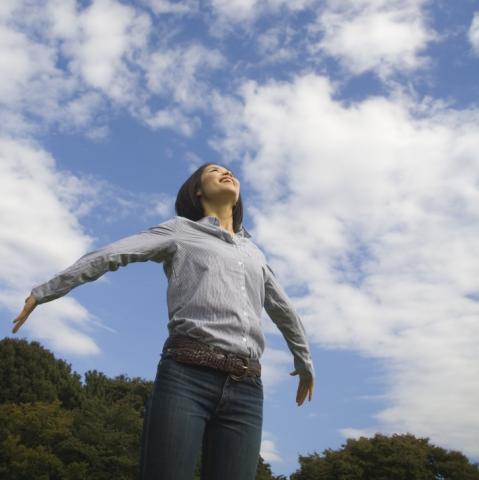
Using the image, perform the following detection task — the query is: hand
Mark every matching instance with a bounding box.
[290,369,314,406]
[12,295,38,334]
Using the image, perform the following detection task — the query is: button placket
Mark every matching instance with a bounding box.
[236,245,249,348]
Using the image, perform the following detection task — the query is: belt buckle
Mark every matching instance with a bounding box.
[230,356,250,381]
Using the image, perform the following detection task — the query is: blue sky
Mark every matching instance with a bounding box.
[1,0,479,476]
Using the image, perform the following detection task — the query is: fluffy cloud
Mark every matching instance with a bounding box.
[208,0,312,23]
[0,0,147,135]
[213,74,479,457]
[261,431,284,463]
[260,344,293,394]
[142,44,225,110]
[469,12,479,54]
[313,0,435,78]
[56,0,150,101]
[142,0,198,16]
[0,0,224,138]
[0,137,100,354]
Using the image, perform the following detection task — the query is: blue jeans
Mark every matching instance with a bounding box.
[138,354,263,480]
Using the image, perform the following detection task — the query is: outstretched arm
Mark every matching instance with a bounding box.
[12,217,177,333]
[263,263,315,406]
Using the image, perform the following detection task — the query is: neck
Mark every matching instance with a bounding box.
[202,203,235,234]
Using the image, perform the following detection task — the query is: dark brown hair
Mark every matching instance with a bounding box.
[175,162,244,233]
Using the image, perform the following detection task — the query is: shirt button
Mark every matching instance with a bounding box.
[241,286,245,290]
[242,337,247,342]
[238,261,243,265]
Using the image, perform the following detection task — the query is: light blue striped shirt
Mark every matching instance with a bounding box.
[31,215,315,378]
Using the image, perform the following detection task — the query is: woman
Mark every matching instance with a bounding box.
[12,163,315,480]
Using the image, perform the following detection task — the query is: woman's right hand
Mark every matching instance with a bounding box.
[12,294,38,334]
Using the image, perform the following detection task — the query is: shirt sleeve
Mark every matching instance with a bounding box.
[30,217,178,305]
[263,263,315,379]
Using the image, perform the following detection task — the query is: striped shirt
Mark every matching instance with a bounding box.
[31,215,315,378]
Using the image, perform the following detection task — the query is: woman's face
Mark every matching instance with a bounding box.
[198,164,240,205]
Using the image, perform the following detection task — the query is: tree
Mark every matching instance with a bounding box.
[69,396,142,480]
[289,433,479,480]
[0,338,281,479]
[82,369,152,411]
[0,400,88,480]
[0,338,84,409]
[256,455,289,480]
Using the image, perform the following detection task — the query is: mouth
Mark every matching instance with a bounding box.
[220,178,233,184]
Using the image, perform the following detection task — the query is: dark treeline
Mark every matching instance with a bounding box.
[1,338,478,480]
[0,338,281,479]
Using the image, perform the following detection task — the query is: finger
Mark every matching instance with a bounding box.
[296,390,302,403]
[296,385,307,404]
[12,317,25,334]
[297,382,313,405]
[296,381,306,395]
[296,388,302,403]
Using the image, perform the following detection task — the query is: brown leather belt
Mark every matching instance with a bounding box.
[161,334,261,380]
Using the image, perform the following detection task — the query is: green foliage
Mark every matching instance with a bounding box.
[0,338,84,409]
[256,455,289,480]
[69,396,143,479]
[4,337,477,480]
[290,433,479,480]
[0,338,279,479]
[0,400,87,480]
[82,369,152,411]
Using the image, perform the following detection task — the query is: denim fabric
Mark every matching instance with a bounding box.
[138,354,263,480]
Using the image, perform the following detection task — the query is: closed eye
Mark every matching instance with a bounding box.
[210,167,235,177]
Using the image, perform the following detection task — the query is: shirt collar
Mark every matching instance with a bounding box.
[198,215,251,238]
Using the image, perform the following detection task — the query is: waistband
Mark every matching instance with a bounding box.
[162,334,261,379]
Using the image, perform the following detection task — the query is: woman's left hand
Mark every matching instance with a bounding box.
[290,370,314,406]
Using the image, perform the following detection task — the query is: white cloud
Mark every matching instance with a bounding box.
[0,0,223,138]
[260,345,293,395]
[142,44,225,110]
[255,25,297,65]
[468,12,479,54]
[142,0,198,16]
[261,431,284,463]
[213,73,479,458]
[0,11,66,121]
[313,0,435,78]
[208,0,312,23]
[0,137,100,354]
[148,193,176,218]
[61,92,107,131]
[137,105,200,137]
[46,0,78,39]
[0,0,130,136]
[55,0,151,103]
